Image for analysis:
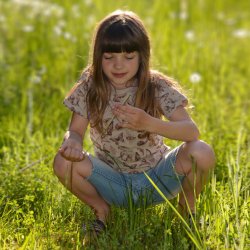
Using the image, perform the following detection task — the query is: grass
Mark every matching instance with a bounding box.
[0,0,249,249]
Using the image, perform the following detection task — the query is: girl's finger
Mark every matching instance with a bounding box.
[117,104,135,114]
[119,113,128,122]
[113,109,128,121]
[65,148,85,162]
[63,147,72,159]
[70,148,78,160]
[59,144,67,153]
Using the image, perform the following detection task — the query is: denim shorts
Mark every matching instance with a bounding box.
[86,145,185,207]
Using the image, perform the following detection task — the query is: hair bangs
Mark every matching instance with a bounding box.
[101,22,140,53]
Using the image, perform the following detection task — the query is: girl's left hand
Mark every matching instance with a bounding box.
[112,104,152,131]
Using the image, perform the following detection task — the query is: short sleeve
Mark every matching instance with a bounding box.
[156,77,188,119]
[63,70,91,119]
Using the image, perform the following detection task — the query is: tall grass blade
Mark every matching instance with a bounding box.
[144,172,204,250]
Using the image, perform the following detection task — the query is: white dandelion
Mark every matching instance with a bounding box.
[53,26,63,36]
[0,15,6,23]
[185,30,195,41]
[39,65,47,75]
[144,17,154,26]
[179,11,188,20]
[22,25,34,32]
[64,32,76,42]
[42,4,64,18]
[216,12,225,21]
[30,75,42,84]
[10,0,64,18]
[190,72,202,83]
[84,0,92,7]
[72,4,81,18]
[180,0,188,20]
[87,15,96,26]
[232,29,250,38]
[169,11,188,20]
[57,20,66,28]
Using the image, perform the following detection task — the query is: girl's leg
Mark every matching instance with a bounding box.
[53,153,110,222]
[175,140,215,214]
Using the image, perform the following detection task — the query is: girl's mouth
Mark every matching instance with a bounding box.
[112,73,127,78]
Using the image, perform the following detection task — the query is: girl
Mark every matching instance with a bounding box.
[53,10,215,240]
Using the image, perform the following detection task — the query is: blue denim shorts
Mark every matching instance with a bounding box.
[86,145,185,207]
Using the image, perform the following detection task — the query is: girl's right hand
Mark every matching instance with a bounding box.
[59,138,85,162]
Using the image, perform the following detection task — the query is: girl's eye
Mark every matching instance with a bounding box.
[125,53,135,60]
[103,54,113,60]
[125,56,134,60]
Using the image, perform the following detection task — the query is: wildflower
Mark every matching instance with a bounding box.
[84,0,92,7]
[169,11,188,20]
[145,17,154,26]
[39,66,47,75]
[57,20,66,28]
[43,4,64,18]
[180,0,188,20]
[72,4,81,18]
[30,74,41,84]
[53,26,63,36]
[0,15,6,23]
[10,0,64,18]
[179,11,188,20]
[87,15,96,26]
[216,12,225,21]
[189,73,201,84]
[232,29,250,38]
[185,30,195,41]
[64,32,77,42]
[22,25,34,32]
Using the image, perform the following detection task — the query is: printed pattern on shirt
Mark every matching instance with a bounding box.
[63,70,188,173]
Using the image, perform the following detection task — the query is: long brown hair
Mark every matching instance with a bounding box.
[84,10,161,132]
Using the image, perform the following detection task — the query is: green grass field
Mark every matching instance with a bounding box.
[0,0,249,249]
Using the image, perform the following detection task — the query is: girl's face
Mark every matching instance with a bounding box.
[102,51,140,89]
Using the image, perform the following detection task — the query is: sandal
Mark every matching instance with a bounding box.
[82,219,106,246]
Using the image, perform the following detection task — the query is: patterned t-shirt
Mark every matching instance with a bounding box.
[63,70,188,173]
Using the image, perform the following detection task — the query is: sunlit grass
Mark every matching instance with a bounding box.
[0,0,249,249]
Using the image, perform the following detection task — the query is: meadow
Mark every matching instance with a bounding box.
[0,0,249,249]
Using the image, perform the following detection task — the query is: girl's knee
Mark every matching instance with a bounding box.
[187,140,216,171]
[53,153,93,179]
[53,152,68,179]
[73,157,93,178]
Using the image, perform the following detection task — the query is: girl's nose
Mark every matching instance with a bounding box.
[114,58,123,69]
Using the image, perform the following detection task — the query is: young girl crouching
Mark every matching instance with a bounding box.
[53,9,215,243]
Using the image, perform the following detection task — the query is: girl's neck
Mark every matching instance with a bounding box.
[110,77,138,90]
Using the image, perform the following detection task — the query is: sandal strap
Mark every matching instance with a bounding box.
[82,219,106,235]
[92,219,106,234]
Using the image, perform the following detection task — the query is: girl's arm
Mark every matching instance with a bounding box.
[59,112,89,161]
[113,105,199,142]
[146,106,199,141]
